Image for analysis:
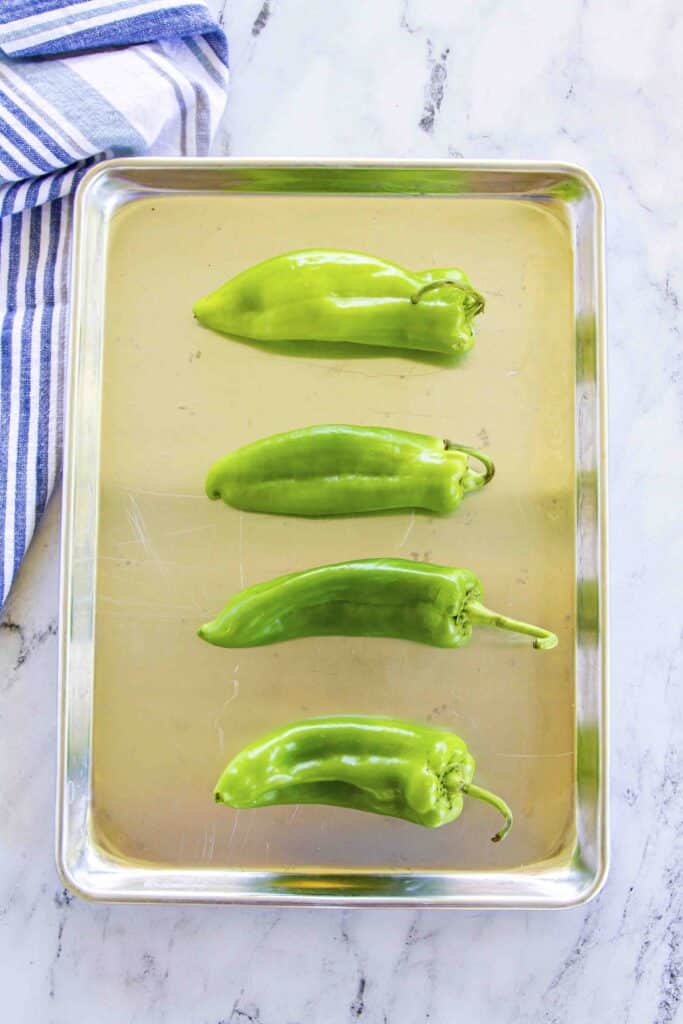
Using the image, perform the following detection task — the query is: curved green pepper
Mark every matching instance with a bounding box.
[193,249,485,355]
[205,425,494,516]
[214,715,513,842]
[199,558,558,650]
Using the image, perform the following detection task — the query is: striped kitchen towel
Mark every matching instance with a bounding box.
[0,1,228,607]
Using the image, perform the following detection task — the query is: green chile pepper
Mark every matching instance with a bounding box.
[214,715,513,842]
[205,425,494,516]
[199,558,558,650]
[193,249,485,355]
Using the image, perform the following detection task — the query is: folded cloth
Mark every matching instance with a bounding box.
[0,0,228,606]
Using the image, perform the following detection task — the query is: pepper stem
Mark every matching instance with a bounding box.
[467,601,558,650]
[462,784,513,843]
[410,279,485,316]
[444,441,495,491]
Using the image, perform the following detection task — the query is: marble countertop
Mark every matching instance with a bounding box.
[1,1,681,1021]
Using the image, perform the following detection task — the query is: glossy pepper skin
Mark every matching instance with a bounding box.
[192,249,485,355]
[205,425,495,517]
[214,716,513,842]
[199,558,558,650]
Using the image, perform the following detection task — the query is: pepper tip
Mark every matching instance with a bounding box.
[533,633,558,651]
[490,817,513,843]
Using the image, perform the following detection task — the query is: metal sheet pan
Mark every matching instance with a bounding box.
[57,159,608,906]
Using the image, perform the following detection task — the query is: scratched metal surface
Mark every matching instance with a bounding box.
[57,160,607,905]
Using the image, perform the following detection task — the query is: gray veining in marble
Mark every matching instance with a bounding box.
[1,0,682,1020]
